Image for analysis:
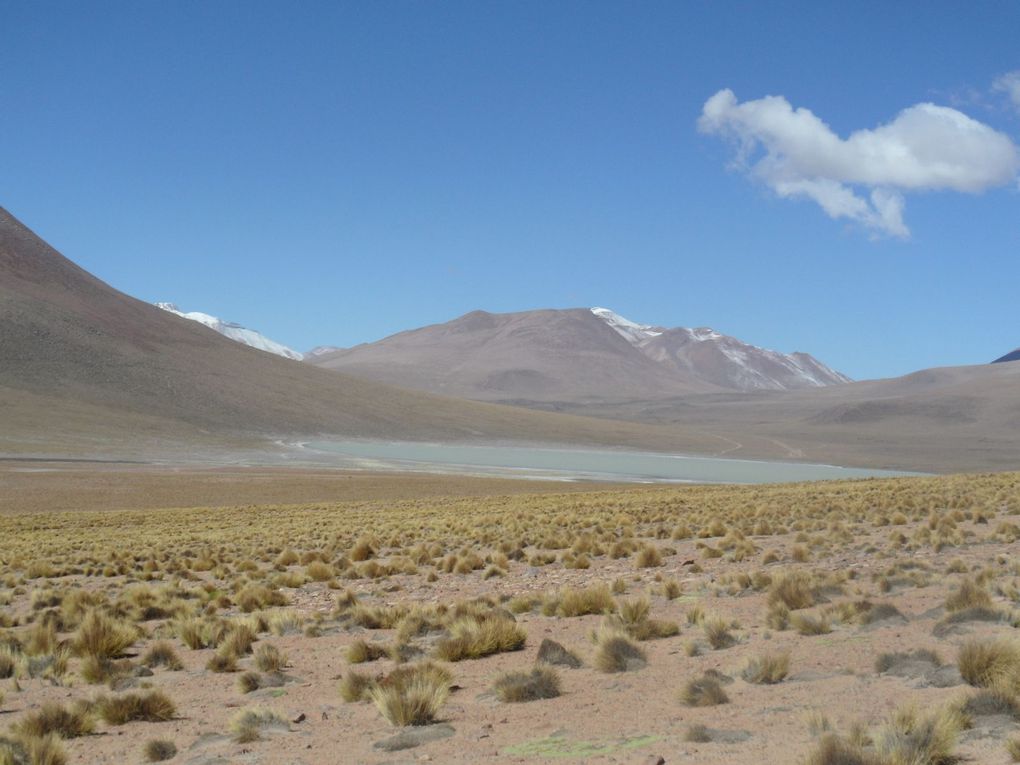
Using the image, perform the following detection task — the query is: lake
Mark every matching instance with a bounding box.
[302,440,918,484]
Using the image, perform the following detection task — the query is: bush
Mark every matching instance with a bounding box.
[143,739,177,762]
[492,666,561,702]
[680,675,729,707]
[593,630,646,673]
[369,663,450,726]
[742,652,790,684]
[97,691,176,725]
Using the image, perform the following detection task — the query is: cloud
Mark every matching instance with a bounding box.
[699,89,1020,238]
[993,71,1020,113]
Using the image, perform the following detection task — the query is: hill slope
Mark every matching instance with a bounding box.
[0,207,721,456]
[308,307,848,402]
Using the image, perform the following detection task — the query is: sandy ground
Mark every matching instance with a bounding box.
[1,471,1018,765]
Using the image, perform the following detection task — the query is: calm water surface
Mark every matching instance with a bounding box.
[304,440,919,484]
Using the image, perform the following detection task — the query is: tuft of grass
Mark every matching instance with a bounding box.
[1007,736,1020,762]
[551,585,616,618]
[238,671,262,694]
[702,615,735,649]
[592,629,646,673]
[803,733,880,765]
[492,666,561,702]
[957,638,1020,690]
[369,662,451,726]
[97,690,176,725]
[346,639,389,664]
[206,651,238,673]
[72,611,137,660]
[0,733,68,765]
[945,578,992,612]
[742,651,790,684]
[680,674,729,707]
[143,739,177,762]
[13,701,95,739]
[339,671,374,703]
[684,724,711,743]
[791,612,831,636]
[434,615,525,661]
[768,571,816,611]
[229,707,288,743]
[536,639,582,668]
[254,643,287,674]
[874,705,963,765]
[141,642,183,671]
[875,649,942,674]
[635,546,663,568]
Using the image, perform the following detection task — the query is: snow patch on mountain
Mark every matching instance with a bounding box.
[591,306,849,390]
[591,307,662,344]
[155,303,303,360]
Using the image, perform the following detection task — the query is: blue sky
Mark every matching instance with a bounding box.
[3,1,1018,380]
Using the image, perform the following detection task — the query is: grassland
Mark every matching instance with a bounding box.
[0,471,1018,764]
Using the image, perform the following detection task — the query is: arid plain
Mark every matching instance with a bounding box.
[2,466,1019,765]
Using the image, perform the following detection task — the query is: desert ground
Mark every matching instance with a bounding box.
[1,467,1019,765]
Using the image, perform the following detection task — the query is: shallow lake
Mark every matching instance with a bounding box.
[303,440,919,484]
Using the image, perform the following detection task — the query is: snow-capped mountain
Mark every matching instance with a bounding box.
[305,345,343,358]
[592,307,850,391]
[155,303,303,360]
[306,306,849,402]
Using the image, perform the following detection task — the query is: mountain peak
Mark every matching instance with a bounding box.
[155,303,303,360]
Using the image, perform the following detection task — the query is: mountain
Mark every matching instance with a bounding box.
[155,303,303,360]
[993,348,1020,363]
[307,307,849,403]
[591,308,850,391]
[0,206,720,457]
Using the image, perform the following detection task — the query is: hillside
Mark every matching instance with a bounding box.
[0,207,722,457]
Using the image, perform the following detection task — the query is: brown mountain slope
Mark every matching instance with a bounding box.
[539,361,1020,473]
[309,308,717,402]
[0,207,723,456]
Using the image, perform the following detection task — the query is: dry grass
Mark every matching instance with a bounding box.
[742,651,790,684]
[143,739,177,762]
[369,662,451,726]
[229,707,288,743]
[592,629,646,673]
[492,666,561,702]
[434,615,526,661]
[96,691,176,725]
[957,638,1020,691]
[680,674,729,707]
[12,702,95,739]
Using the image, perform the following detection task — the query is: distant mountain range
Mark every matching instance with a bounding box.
[4,204,1020,473]
[993,348,1020,363]
[306,307,849,403]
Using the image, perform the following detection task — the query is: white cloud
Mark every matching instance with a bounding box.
[993,71,1020,113]
[699,89,1020,238]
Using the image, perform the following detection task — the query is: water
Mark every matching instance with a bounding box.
[302,440,919,484]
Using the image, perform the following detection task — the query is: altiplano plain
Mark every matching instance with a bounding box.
[1,471,1019,764]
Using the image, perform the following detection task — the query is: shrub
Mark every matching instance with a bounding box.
[552,585,616,618]
[592,630,646,673]
[254,643,287,673]
[702,615,735,649]
[945,578,992,613]
[339,671,374,703]
[97,691,176,724]
[874,706,962,765]
[143,739,177,762]
[369,663,450,726]
[493,666,561,702]
[536,639,582,668]
[141,642,183,671]
[229,707,287,743]
[742,652,790,684]
[768,571,816,610]
[13,701,95,739]
[635,546,663,568]
[238,671,262,693]
[791,612,831,636]
[958,638,1020,690]
[346,639,389,664]
[72,611,137,660]
[680,675,729,707]
[434,615,525,661]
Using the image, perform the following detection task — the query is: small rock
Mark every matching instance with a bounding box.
[373,724,455,752]
[292,712,306,724]
[643,757,665,765]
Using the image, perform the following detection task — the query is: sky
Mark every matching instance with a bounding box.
[2,1,1019,381]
